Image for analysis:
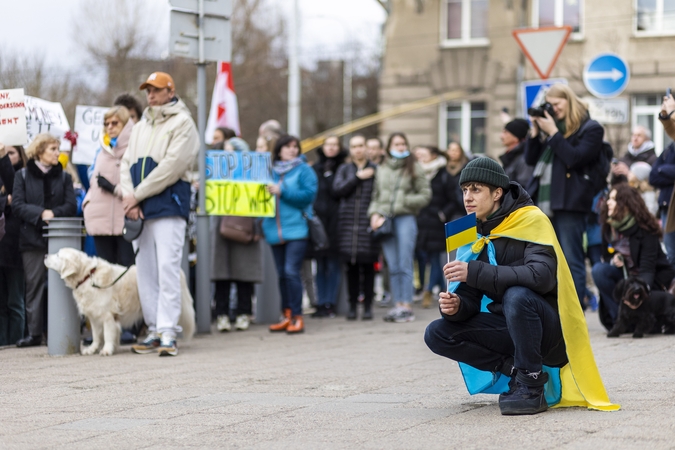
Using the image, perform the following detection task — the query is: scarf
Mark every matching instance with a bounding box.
[418,156,447,180]
[627,140,655,157]
[608,214,636,233]
[273,157,304,175]
[531,121,565,217]
[449,206,619,411]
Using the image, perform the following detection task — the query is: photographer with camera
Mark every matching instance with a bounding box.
[524,84,605,311]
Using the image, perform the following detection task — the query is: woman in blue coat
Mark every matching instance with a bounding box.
[262,135,318,334]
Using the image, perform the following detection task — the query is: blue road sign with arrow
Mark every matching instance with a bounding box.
[583,53,630,99]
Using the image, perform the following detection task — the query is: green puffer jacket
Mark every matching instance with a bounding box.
[368,157,432,218]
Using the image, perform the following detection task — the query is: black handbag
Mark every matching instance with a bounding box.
[370,176,402,241]
[303,211,330,251]
[122,217,144,242]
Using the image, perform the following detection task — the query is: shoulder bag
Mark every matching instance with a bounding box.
[303,211,330,251]
[370,175,402,241]
[219,215,256,244]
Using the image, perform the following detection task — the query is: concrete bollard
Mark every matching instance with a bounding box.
[254,242,281,324]
[44,218,83,356]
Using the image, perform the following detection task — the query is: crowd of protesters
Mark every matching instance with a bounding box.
[3,78,675,361]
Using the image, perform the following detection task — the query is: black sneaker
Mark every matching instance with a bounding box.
[311,304,336,318]
[498,370,549,415]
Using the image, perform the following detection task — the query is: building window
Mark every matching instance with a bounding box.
[632,94,673,155]
[531,0,582,35]
[442,0,489,46]
[441,101,487,154]
[636,0,675,34]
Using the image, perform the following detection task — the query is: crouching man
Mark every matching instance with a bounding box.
[425,158,618,415]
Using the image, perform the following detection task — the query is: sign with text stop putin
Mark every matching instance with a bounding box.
[512,26,573,80]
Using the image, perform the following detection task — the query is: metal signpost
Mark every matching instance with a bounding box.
[170,0,232,333]
[583,53,630,99]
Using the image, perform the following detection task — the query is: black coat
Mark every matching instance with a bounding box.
[416,168,463,253]
[649,142,675,213]
[332,161,379,264]
[12,160,77,251]
[524,118,604,213]
[499,141,534,189]
[446,183,559,321]
[307,147,348,258]
[0,156,23,268]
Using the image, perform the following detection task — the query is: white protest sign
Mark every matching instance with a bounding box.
[0,89,27,146]
[24,95,71,151]
[72,105,108,165]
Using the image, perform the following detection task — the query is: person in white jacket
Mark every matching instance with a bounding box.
[120,72,199,357]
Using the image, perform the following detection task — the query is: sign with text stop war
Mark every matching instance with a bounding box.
[204,150,275,217]
[72,105,108,165]
[0,89,27,147]
[25,96,71,151]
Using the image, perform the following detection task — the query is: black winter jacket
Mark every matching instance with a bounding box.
[12,160,77,251]
[333,161,379,264]
[416,168,463,253]
[649,142,675,213]
[525,118,604,213]
[307,147,348,258]
[445,183,559,321]
[499,141,534,189]
[0,156,23,268]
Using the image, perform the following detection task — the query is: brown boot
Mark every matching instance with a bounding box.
[286,316,304,334]
[269,309,291,332]
[422,291,433,309]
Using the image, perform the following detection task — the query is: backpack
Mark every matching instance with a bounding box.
[575,120,613,196]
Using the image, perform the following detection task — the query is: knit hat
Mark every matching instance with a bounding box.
[459,157,510,190]
[504,118,529,141]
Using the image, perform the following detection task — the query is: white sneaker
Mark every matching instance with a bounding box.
[235,315,250,331]
[217,315,231,332]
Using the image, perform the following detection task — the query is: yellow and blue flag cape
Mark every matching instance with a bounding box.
[449,206,619,411]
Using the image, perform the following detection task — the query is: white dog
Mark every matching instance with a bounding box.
[45,247,195,356]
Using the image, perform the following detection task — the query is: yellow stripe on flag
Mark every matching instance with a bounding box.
[446,227,476,252]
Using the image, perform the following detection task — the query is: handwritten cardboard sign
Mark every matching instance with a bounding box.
[0,89,27,147]
[72,105,108,165]
[205,150,274,217]
[25,95,71,151]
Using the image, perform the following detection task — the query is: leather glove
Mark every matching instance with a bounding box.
[97,175,116,194]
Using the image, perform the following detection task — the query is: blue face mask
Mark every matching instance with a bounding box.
[390,149,410,159]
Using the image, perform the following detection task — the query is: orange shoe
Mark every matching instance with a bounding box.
[286,316,304,334]
[269,309,292,332]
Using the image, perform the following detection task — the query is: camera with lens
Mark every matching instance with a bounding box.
[528,102,555,118]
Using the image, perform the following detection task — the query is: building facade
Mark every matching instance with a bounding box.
[380,0,675,158]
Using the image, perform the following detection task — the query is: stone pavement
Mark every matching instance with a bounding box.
[1,305,675,449]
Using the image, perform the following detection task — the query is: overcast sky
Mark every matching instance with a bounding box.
[1,0,387,74]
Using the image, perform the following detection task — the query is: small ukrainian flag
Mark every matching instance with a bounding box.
[445,212,477,252]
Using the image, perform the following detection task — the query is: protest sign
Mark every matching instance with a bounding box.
[204,150,275,217]
[72,105,108,165]
[0,89,27,147]
[25,95,71,151]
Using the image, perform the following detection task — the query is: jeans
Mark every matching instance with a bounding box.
[271,239,308,316]
[591,262,623,323]
[552,211,587,310]
[416,249,445,292]
[661,211,675,266]
[315,256,342,306]
[424,286,567,373]
[380,215,417,304]
[0,267,25,346]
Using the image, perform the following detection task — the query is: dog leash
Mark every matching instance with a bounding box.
[91,248,140,290]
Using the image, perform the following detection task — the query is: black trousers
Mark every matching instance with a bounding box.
[93,235,135,266]
[424,286,567,374]
[345,262,375,305]
[214,280,253,317]
[22,249,47,338]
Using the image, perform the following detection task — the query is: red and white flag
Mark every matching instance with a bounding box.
[205,62,241,144]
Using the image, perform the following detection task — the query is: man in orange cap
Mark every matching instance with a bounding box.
[119,72,199,357]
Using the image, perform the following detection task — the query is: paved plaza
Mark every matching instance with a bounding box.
[1,305,675,449]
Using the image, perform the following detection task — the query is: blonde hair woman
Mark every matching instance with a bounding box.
[524,83,605,312]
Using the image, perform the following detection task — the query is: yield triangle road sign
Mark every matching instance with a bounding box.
[512,26,573,79]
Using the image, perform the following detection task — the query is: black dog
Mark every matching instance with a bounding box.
[608,277,675,338]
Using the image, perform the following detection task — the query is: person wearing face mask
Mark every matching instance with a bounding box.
[0,143,28,346]
[13,134,77,347]
[368,132,431,323]
[525,84,605,311]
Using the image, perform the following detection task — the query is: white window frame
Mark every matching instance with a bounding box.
[531,0,584,40]
[440,0,490,48]
[439,101,487,153]
[632,95,673,156]
[634,0,675,37]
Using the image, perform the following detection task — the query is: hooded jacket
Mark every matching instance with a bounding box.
[367,157,431,218]
[119,98,199,221]
[83,120,134,235]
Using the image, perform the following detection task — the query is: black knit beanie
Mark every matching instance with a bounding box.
[504,118,530,141]
[459,157,510,190]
